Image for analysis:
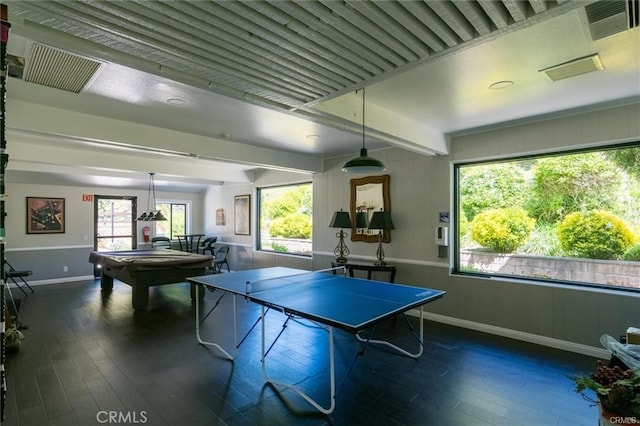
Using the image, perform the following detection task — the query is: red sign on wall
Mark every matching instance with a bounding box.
[82,194,93,202]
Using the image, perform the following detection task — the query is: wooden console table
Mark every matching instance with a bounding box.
[331,260,396,283]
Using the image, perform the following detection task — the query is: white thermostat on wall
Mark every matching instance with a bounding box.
[435,226,449,246]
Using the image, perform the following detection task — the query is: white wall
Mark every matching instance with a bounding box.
[202,169,314,271]
[313,102,640,354]
[7,101,639,354]
[5,182,204,280]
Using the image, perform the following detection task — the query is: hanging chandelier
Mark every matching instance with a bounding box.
[342,87,386,173]
[136,172,167,221]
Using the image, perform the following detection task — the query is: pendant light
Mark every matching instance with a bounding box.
[136,172,168,221]
[342,87,386,173]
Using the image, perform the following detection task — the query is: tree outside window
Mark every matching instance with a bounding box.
[455,144,640,291]
[155,202,186,240]
[258,183,312,256]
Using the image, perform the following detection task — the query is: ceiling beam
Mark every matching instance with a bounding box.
[7,99,324,175]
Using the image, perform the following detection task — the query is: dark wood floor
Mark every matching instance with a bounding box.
[4,278,599,425]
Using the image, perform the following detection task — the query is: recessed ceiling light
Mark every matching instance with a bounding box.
[489,81,514,90]
[166,98,185,105]
[306,134,320,139]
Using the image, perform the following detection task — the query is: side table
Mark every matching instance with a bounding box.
[331,260,396,283]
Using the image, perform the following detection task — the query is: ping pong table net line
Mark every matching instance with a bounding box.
[244,266,346,295]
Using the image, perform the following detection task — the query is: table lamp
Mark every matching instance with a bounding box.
[355,208,369,235]
[368,209,394,265]
[329,209,352,264]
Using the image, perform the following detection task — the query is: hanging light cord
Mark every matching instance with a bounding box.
[146,173,152,212]
[150,172,156,212]
[361,87,366,151]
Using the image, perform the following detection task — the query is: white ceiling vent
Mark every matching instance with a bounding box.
[585,0,639,40]
[23,43,101,93]
[539,54,605,82]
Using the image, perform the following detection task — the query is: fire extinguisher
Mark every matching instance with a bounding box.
[142,226,151,242]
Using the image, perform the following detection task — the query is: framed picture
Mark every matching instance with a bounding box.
[26,197,65,234]
[234,194,250,235]
[216,208,226,226]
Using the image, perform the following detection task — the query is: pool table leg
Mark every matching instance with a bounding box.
[132,284,149,311]
[100,271,114,291]
[190,283,205,301]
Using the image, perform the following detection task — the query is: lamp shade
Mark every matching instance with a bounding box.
[368,210,394,230]
[329,210,352,228]
[355,211,369,228]
[150,210,168,221]
[342,148,386,173]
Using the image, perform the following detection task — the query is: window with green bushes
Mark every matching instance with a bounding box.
[453,143,640,292]
[155,202,187,240]
[257,183,312,257]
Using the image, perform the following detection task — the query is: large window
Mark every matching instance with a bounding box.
[258,183,312,256]
[454,143,640,292]
[155,202,186,240]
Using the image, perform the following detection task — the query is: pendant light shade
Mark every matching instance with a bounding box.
[342,88,386,173]
[136,172,168,221]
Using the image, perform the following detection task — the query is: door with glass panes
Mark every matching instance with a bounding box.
[94,196,137,276]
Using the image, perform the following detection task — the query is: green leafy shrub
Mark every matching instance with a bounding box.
[268,212,312,239]
[623,244,640,261]
[459,163,529,221]
[458,212,469,236]
[519,222,564,256]
[271,242,288,253]
[527,153,619,223]
[470,207,536,252]
[557,211,635,259]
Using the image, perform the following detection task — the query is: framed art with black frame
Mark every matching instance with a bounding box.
[26,197,65,234]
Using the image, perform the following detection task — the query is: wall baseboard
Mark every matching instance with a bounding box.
[11,275,96,287]
[12,276,609,359]
[412,310,609,359]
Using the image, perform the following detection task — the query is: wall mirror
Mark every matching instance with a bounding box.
[350,174,390,243]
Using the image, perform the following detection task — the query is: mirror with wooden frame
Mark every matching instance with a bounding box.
[350,174,391,243]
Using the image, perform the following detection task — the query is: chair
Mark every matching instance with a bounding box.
[213,245,230,273]
[3,281,27,330]
[199,236,217,255]
[4,260,34,296]
[151,236,171,249]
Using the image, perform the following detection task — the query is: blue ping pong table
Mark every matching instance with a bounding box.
[187,266,445,414]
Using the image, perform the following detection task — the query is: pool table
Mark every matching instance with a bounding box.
[89,249,214,310]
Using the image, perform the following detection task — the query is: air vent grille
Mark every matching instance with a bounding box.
[539,54,604,82]
[585,0,639,40]
[24,43,100,93]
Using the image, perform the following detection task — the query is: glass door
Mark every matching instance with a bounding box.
[94,195,137,252]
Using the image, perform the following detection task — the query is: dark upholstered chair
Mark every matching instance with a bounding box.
[213,245,230,273]
[199,236,217,255]
[151,236,171,249]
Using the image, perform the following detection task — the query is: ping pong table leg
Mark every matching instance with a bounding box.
[260,305,336,414]
[194,285,237,360]
[356,305,425,359]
